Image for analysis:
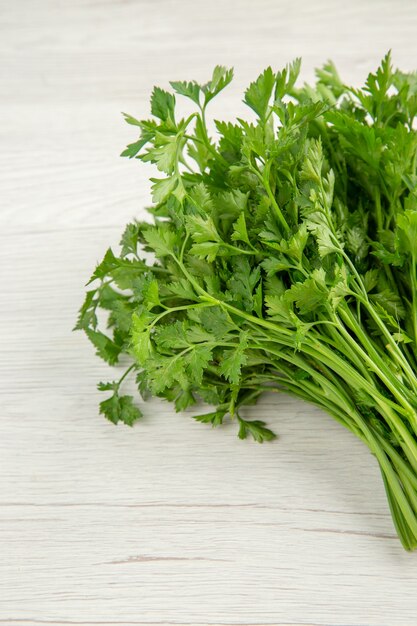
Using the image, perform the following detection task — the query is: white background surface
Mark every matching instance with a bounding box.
[2,1,417,624]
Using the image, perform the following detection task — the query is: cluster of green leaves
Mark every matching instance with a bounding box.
[77,54,417,549]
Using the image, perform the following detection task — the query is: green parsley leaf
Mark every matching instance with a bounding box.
[151,87,176,122]
[244,67,275,119]
[98,384,142,426]
[237,417,276,443]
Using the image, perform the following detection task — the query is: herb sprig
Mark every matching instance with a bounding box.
[76,53,417,550]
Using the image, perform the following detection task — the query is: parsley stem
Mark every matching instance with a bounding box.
[338,305,417,413]
[336,246,417,389]
[149,301,216,330]
[410,254,417,348]
[249,159,290,233]
[374,188,383,232]
[116,364,136,390]
[197,105,229,167]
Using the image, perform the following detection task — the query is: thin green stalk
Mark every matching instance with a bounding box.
[382,473,416,551]
[337,306,417,420]
[117,363,136,388]
[198,105,229,167]
[374,187,383,232]
[262,160,290,233]
[410,254,417,348]
[355,296,417,392]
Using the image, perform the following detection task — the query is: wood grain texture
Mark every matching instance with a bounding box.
[2,1,417,624]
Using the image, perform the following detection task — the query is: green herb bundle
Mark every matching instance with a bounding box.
[76,53,417,550]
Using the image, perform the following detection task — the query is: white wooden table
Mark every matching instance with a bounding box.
[2,1,417,624]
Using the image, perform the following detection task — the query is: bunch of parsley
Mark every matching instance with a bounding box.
[76,53,417,550]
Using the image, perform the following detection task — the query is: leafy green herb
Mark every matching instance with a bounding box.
[77,52,417,550]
